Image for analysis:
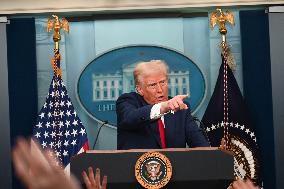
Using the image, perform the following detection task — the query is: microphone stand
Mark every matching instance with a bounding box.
[92,120,108,150]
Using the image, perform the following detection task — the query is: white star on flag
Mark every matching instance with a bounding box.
[64,131,70,138]
[44,131,49,138]
[61,91,65,98]
[50,91,55,97]
[66,101,72,108]
[79,128,86,136]
[66,110,71,117]
[36,122,43,128]
[235,123,240,128]
[71,129,78,137]
[65,120,70,128]
[58,121,64,128]
[46,122,51,128]
[49,142,54,148]
[55,151,61,158]
[73,111,77,117]
[49,101,53,107]
[63,150,68,156]
[60,101,65,107]
[72,120,78,126]
[64,140,69,147]
[57,131,63,137]
[42,141,47,148]
[71,140,77,146]
[245,128,250,134]
[50,131,56,138]
[35,132,41,138]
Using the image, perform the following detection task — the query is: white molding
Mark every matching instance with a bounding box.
[269,5,284,12]
[1,0,284,14]
[0,17,8,23]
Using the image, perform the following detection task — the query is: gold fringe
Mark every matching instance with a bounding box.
[221,42,236,71]
[51,53,62,78]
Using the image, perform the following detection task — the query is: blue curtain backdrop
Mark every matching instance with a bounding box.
[240,10,276,189]
[7,18,38,189]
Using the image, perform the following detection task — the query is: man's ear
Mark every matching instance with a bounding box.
[136,85,143,96]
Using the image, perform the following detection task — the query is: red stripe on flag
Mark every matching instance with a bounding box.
[83,140,89,151]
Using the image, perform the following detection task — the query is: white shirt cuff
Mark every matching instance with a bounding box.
[150,103,162,120]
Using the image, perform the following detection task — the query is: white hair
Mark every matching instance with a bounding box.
[133,60,169,86]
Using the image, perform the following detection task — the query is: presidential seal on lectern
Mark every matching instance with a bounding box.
[135,151,172,189]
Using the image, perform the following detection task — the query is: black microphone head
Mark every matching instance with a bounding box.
[103,120,108,124]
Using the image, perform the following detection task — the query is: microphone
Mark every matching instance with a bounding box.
[92,120,108,150]
[192,116,211,146]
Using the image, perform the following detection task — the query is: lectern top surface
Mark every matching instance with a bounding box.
[86,147,220,154]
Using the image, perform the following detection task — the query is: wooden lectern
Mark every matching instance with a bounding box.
[70,147,234,189]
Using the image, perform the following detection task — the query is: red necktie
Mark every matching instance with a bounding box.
[158,118,166,148]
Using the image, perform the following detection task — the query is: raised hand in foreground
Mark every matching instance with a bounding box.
[12,138,108,189]
[12,138,81,189]
[82,167,107,189]
[231,179,260,189]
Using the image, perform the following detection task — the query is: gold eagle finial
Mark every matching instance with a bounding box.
[210,8,235,35]
[210,9,236,71]
[47,15,69,50]
[47,15,69,78]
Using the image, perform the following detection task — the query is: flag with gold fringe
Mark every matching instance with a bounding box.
[202,44,262,185]
[33,16,88,168]
[204,9,262,186]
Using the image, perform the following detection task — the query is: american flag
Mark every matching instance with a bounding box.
[33,50,88,167]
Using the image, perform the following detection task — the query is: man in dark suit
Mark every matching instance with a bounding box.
[116,60,209,150]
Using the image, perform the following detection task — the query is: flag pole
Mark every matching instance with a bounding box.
[210,8,236,70]
[45,15,69,164]
[210,8,235,150]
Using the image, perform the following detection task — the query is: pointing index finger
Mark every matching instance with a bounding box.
[178,94,189,100]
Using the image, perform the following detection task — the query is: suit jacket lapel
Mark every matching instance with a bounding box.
[149,120,162,148]
[138,94,162,148]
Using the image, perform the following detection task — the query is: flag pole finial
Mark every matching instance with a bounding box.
[210,8,236,70]
[210,8,235,45]
[47,15,69,78]
[47,15,70,50]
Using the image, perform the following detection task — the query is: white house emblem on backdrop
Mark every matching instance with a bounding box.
[77,45,206,127]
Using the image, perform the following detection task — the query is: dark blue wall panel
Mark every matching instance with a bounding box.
[240,10,275,189]
[6,18,38,189]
